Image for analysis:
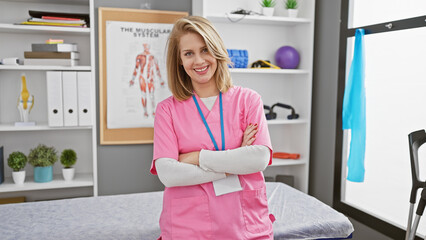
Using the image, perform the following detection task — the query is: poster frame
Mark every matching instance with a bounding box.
[98,7,187,145]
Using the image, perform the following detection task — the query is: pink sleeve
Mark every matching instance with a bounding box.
[246,91,273,165]
[151,101,179,174]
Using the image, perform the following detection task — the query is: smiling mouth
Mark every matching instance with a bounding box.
[194,66,208,72]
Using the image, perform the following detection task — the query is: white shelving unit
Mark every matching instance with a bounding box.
[0,173,93,193]
[0,123,92,131]
[0,0,97,201]
[193,0,315,193]
[0,65,91,71]
[207,14,311,25]
[0,23,91,34]
[271,157,308,167]
[229,68,309,74]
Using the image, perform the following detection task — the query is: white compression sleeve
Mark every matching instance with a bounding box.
[199,145,270,175]
[155,158,227,188]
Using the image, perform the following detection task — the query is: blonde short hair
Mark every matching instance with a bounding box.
[166,16,232,101]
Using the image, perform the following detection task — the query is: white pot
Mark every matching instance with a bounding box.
[62,168,75,181]
[262,7,275,17]
[12,171,25,185]
[288,9,299,18]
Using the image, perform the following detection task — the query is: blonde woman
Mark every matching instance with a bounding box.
[151,16,274,239]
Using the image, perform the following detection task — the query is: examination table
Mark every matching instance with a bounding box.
[0,182,354,239]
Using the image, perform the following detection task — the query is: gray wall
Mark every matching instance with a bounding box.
[310,1,391,239]
[94,0,392,238]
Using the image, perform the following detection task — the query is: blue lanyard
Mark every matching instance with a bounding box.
[192,92,225,151]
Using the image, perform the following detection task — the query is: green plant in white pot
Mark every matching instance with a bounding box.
[260,0,276,17]
[60,149,77,181]
[7,151,27,185]
[28,144,57,183]
[284,0,298,18]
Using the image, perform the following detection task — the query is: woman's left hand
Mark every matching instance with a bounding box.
[179,151,200,165]
[241,123,258,147]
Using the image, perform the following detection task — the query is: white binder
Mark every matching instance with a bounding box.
[77,71,92,126]
[46,71,64,127]
[62,71,78,126]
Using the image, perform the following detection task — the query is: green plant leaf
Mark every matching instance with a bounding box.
[7,151,27,172]
[28,144,58,167]
[285,0,298,9]
[60,149,77,168]
[260,0,276,7]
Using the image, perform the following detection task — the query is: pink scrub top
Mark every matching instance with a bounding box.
[151,86,274,240]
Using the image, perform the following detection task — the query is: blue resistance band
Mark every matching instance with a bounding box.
[342,29,366,182]
[192,92,225,151]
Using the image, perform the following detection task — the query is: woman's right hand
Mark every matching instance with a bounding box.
[241,123,258,147]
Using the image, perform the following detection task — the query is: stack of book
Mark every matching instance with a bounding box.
[24,40,79,66]
[19,10,90,28]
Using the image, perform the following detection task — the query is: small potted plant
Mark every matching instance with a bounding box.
[60,149,77,181]
[7,151,27,185]
[28,144,57,183]
[260,0,276,17]
[284,0,299,18]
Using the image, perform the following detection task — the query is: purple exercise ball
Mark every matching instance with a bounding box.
[275,46,300,69]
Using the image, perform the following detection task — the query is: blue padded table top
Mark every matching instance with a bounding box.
[0,182,353,240]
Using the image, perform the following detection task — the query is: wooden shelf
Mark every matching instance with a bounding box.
[206,14,312,26]
[230,68,309,74]
[0,173,94,193]
[0,65,91,71]
[0,123,92,131]
[0,23,90,35]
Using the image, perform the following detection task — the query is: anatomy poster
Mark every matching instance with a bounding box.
[106,21,173,128]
